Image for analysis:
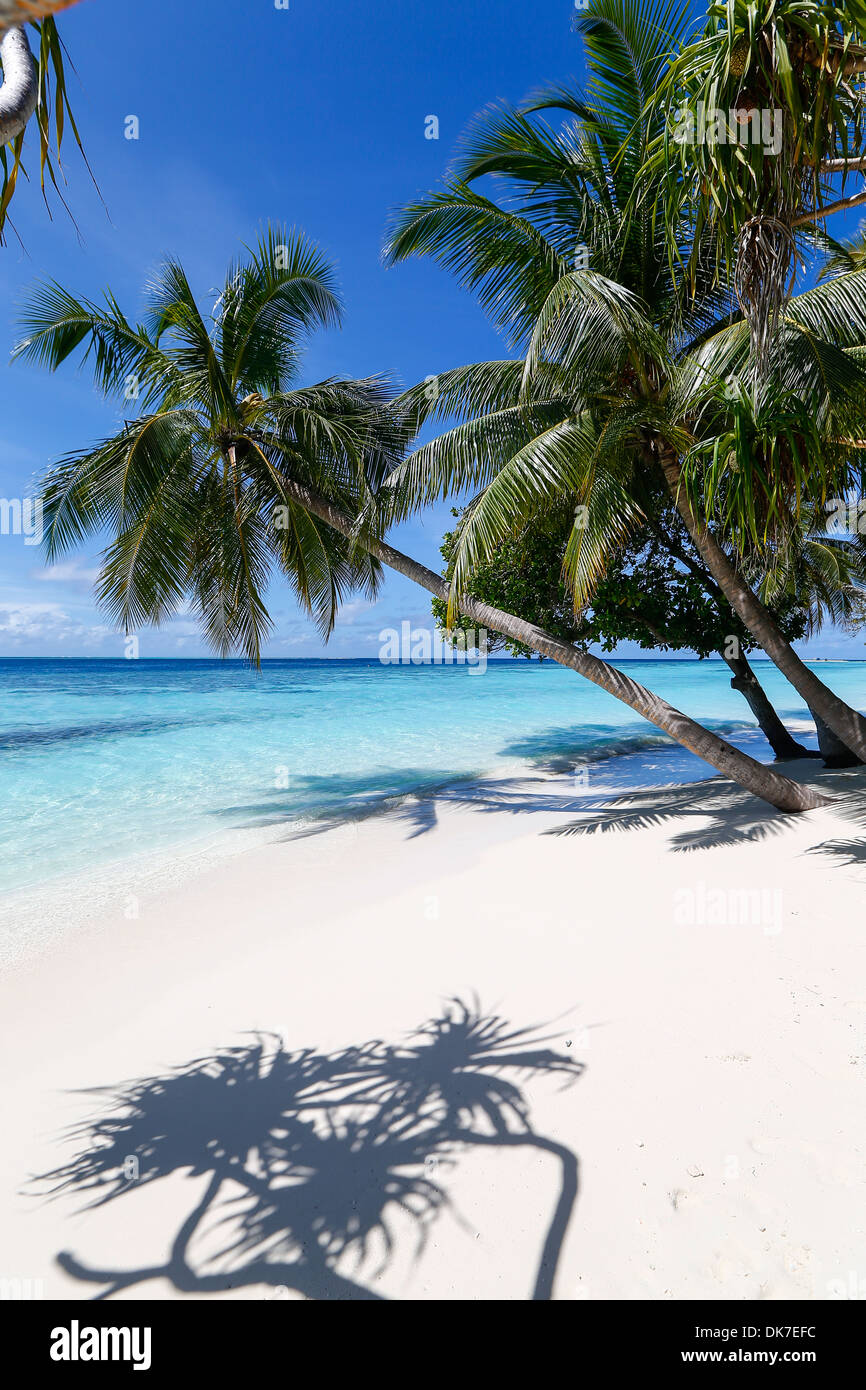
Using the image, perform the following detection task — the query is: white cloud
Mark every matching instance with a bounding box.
[0,603,70,638]
[333,598,380,628]
[34,560,101,586]
[0,603,116,648]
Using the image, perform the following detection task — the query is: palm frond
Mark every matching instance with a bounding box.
[384,182,566,347]
[221,223,342,394]
[13,281,178,406]
[445,414,603,619]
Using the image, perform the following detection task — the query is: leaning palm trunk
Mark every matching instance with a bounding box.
[382,7,866,768]
[660,454,866,763]
[0,25,36,145]
[654,524,815,761]
[1,0,81,144]
[283,479,827,813]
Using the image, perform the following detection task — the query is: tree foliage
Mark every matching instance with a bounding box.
[18,225,409,663]
[433,505,812,660]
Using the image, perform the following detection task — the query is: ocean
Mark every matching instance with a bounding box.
[1,656,862,904]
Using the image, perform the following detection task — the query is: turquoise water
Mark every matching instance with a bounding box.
[0,657,863,896]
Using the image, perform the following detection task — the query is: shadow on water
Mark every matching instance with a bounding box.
[32,1000,582,1302]
[211,720,710,835]
[0,714,241,753]
[211,722,715,842]
[212,767,482,836]
[218,769,601,844]
[498,720,757,774]
[208,718,865,861]
[214,756,866,861]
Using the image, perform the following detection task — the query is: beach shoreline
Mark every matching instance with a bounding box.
[3,655,854,929]
[0,716,821,971]
[1,757,864,1301]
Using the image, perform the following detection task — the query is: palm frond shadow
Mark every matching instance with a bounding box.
[222,772,591,847]
[806,837,866,867]
[268,769,860,861]
[213,767,473,838]
[32,999,582,1302]
[545,768,866,856]
[231,766,866,861]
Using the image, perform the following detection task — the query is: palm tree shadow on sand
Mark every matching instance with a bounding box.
[269,768,866,861]
[32,1000,582,1301]
[542,766,866,858]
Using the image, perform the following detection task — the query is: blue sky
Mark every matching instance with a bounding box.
[0,0,863,660]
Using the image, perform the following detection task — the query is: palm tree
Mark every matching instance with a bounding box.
[648,0,866,749]
[259,479,827,809]
[437,502,823,763]
[16,225,827,811]
[663,343,866,760]
[612,497,866,765]
[655,0,866,367]
[16,225,404,660]
[382,0,866,763]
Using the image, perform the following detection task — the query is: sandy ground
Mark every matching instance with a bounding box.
[1,760,865,1302]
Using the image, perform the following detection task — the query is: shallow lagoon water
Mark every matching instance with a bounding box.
[0,657,862,896]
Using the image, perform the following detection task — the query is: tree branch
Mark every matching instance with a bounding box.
[819,156,866,175]
[792,188,866,228]
[803,38,866,78]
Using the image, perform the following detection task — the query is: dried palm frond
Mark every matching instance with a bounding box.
[734,215,800,377]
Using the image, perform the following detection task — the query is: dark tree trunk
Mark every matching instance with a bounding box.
[723,652,818,761]
[659,451,866,762]
[809,707,865,768]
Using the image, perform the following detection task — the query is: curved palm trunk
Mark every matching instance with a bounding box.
[660,454,866,763]
[640,523,815,761]
[723,651,818,761]
[632,603,812,762]
[1,0,80,147]
[58,1170,387,1301]
[457,1129,578,1300]
[0,26,36,147]
[282,479,828,812]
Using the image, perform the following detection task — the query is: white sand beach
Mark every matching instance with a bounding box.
[1,759,864,1302]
